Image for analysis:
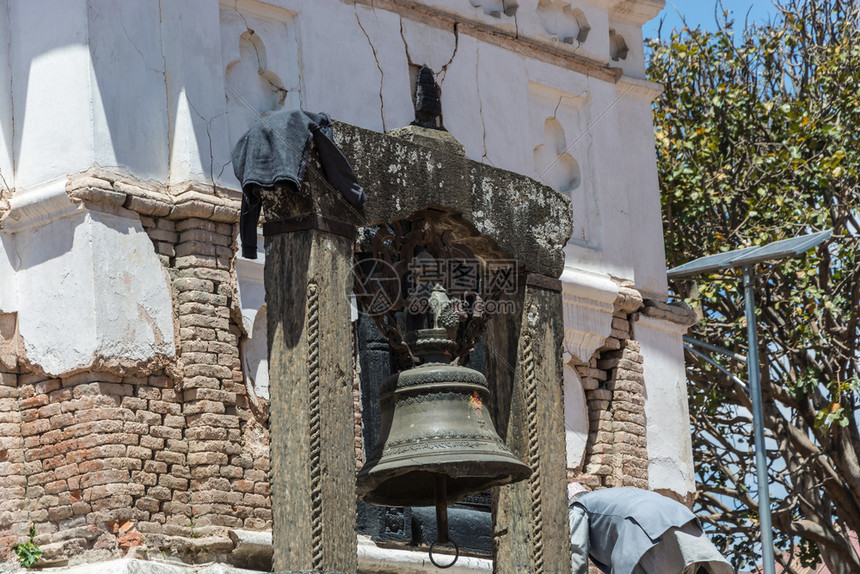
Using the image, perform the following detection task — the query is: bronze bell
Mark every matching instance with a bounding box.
[356,286,531,508]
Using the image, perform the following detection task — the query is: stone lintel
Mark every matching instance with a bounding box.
[526,272,563,293]
[332,121,573,278]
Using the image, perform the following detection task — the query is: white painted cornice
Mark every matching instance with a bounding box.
[561,266,619,364]
[0,179,80,233]
[590,0,667,25]
[617,74,664,101]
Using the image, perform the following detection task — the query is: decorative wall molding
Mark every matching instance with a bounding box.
[58,168,242,225]
[560,267,619,364]
[617,74,665,102]
[590,0,666,25]
[0,179,80,233]
[635,298,698,331]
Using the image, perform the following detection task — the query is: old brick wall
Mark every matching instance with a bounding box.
[0,176,274,566]
[568,288,649,491]
[0,348,272,565]
[0,369,25,560]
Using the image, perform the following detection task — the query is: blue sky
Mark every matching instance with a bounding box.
[647,0,779,38]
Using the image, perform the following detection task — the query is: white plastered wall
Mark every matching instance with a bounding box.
[0,0,12,194]
[564,362,589,471]
[2,201,175,377]
[634,313,696,498]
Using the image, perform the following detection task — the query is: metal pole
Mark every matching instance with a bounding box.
[743,265,776,574]
[683,335,748,363]
[683,345,749,392]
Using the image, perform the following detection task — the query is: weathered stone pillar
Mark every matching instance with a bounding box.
[264,166,358,573]
[492,277,572,574]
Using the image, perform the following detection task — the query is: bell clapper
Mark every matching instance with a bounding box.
[429,473,459,569]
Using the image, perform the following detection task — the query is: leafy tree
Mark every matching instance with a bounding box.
[648,1,860,572]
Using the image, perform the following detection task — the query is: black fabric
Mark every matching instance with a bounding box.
[231,110,367,259]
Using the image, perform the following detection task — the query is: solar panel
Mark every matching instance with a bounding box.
[666,229,832,279]
[665,246,760,278]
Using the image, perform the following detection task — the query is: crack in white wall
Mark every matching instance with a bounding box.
[117,12,164,77]
[157,0,174,186]
[475,47,492,166]
[354,7,387,132]
[437,22,459,83]
[398,17,414,66]
[186,97,225,192]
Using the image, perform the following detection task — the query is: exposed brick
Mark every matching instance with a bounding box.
[166,439,188,453]
[178,229,233,247]
[597,337,621,351]
[139,436,164,450]
[147,376,173,389]
[20,394,50,410]
[149,401,181,416]
[150,426,182,440]
[180,315,229,331]
[184,401,226,415]
[135,497,160,513]
[28,470,56,486]
[157,474,188,490]
[182,375,221,389]
[184,427,227,441]
[244,470,266,482]
[177,291,229,307]
[163,415,186,428]
[80,469,131,489]
[18,373,52,387]
[183,364,232,380]
[622,340,641,352]
[21,419,51,437]
[183,388,236,404]
[147,228,178,243]
[143,460,168,474]
[220,465,243,479]
[187,452,228,466]
[586,389,612,401]
[174,218,232,235]
[233,480,255,493]
[132,471,158,487]
[186,414,239,429]
[128,446,153,460]
[148,486,172,501]
[173,278,214,293]
[155,451,185,466]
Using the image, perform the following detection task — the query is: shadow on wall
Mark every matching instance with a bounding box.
[225,31,287,155]
[534,117,581,195]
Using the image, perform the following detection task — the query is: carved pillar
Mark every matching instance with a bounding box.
[492,277,572,574]
[264,166,358,573]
